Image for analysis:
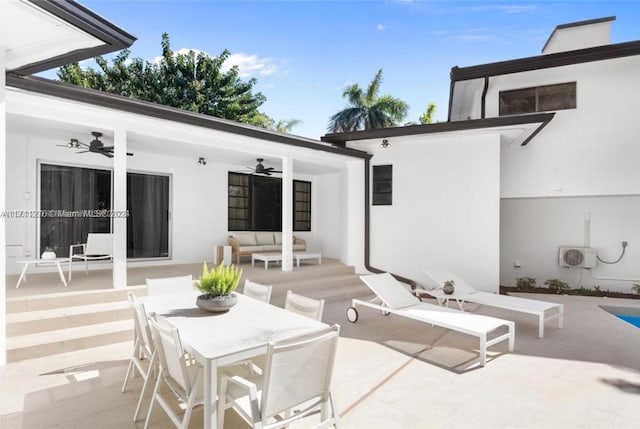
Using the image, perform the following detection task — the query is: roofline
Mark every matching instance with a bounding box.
[6,74,371,160]
[320,113,555,146]
[450,39,640,82]
[542,16,616,53]
[12,0,137,75]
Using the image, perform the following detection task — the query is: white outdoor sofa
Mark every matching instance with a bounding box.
[421,269,564,339]
[228,231,306,264]
[347,273,515,367]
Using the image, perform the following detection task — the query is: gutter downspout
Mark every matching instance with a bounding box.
[481,76,489,119]
[363,157,417,289]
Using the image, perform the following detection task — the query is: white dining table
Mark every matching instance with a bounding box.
[139,291,329,429]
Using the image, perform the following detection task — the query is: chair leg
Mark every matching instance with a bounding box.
[181,374,202,429]
[121,339,140,392]
[143,368,163,429]
[133,352,156,422]
[217,377,228,429]
[85,259,89,274]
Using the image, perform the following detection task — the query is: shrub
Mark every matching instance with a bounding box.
[632,284,640,295]
[544,279,570,294]
[515,277,537,291]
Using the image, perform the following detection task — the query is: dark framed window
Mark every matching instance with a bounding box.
[294,180,311,231]
[228,172,311,231]
[372,165,392,206]
[40,163,170,259]
[499,82,576,116]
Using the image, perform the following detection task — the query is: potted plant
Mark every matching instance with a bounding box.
[41,245,57,260]
[443,280,455,295]
[194,262,243,312]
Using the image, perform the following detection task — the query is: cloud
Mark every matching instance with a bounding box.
[224,53,278,78]
[376,23,386,31]
[151,48,279,78]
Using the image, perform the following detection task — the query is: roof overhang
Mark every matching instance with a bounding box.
[450,39,640,82]
[321,113,555,147]
[7,74,371,160]
[1,0,136,75]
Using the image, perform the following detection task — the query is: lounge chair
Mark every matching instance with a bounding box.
[421,269,564,339]
[348,273,514,367]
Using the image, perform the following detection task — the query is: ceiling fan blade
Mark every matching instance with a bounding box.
[100,151,114,158]
[126,152,134,157]
[271,170,282,173]
[76,150,90,154]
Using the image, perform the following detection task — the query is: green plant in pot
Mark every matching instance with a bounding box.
[443,280,455,295]
[41,245,57,260]
[194,262,243,312]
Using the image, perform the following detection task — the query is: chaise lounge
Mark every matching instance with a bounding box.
[348,273,515,367]
[421,268,564,339]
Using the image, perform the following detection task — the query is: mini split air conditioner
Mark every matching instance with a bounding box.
[558,247,597,269]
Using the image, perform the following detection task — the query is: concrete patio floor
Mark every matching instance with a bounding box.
[1,292,640,428]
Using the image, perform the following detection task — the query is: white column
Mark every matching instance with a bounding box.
[0,48,7,365]
[281,156,293,271]
[112,128,127,289]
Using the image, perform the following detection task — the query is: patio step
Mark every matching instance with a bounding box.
[6,300,132,336]
[6,285,146,313]
[6,320,132,363]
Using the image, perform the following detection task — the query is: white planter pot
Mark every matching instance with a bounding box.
[41,251,56,260]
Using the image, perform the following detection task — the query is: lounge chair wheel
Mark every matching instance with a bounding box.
[381,310,390,316]
[346,307,358,323]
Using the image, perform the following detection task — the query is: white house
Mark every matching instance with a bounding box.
[2,2,639,366]
[323,16,640,293]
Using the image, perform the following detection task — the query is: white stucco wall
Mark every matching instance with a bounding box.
[492,55,640,292]
[4,133,345,277]
[348,133,501,292]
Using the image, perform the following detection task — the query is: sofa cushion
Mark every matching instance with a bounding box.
[274,232,282,245]
[256,232,275,245]
[238,245,264,252]
[293,244,306,251]
[262,245,281,251]
[234,232,257,246]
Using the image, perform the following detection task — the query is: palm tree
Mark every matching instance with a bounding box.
[328,69,408,133]
[275,119,302,133]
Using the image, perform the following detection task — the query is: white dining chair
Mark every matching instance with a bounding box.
[145,275,194,296]
[243,279,273,303]
[285,290,325,321]
[68,233,113,280]
[217,324,340,429]
[121,293,156,422]
[144,314,203,429]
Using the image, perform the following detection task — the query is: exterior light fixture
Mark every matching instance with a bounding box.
[198,157,207,166]
[380,139,390,149]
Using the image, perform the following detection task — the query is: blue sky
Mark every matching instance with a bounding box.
[65,1,640,139]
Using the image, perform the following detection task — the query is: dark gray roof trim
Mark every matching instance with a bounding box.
[7,75,371,160]
[451,39,640,82]
[321,113,555,146]
[542,16,616,53]
[13,0,137,75]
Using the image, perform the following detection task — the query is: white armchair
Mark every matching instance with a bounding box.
[68,233,113,280]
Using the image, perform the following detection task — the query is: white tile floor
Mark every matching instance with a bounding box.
[2,293,640,428]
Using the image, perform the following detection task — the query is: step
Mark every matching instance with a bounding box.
[6,320,133,363]
[6,300,132,336]
[242,263,355,285]
[270,280,373,306]
[6,286,145,313]
[269,274,365,297]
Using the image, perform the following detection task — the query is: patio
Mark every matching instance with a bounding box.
[1,289,639,428]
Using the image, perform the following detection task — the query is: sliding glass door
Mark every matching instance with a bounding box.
[127,172,170,258]
[40,163,170,259]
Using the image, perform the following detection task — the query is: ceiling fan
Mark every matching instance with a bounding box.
[246,158,281,176]
[57,132,133,158]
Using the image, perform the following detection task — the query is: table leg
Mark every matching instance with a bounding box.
[296,256,300,268]
[55,262,68,287]
[16,263,29,288]
[319,255,322,264]
[203,359,217,429]
[264,260,268,270]
[251,255,255,266]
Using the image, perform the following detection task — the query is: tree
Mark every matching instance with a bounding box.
[57,33,270,127]
[419,102,437,124]
[274,119,301,133]
[327,69,408,133]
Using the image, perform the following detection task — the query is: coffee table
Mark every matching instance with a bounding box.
[251,253,282,270]
[16,258,69,288]
[294,252,322,267]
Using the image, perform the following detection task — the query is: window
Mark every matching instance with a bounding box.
[294,181,311,231]
[499,82,576,116]
[372,165,392,206]
[39,163,170,259]
[227,172,311,231]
